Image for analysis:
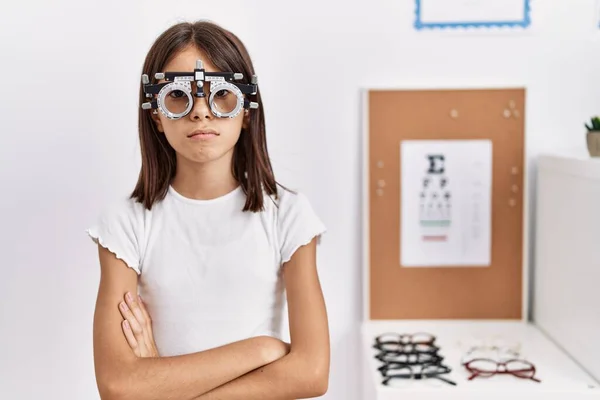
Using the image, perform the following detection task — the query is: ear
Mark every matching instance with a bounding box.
[151,111,164,133]
[242,109,250,130]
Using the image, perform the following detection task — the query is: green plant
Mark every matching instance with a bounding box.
[585,116,600,131]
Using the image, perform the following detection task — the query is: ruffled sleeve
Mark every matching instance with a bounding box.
[86,198,145,275]
[276,189,327,265]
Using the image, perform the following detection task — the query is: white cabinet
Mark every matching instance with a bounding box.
[534,153,600,383]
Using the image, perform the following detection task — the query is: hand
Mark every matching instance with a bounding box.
[118,292,159,358]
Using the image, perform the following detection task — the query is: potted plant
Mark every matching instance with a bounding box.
[585,116,600,157]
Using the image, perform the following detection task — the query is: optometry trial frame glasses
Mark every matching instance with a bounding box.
[141,59,259,120]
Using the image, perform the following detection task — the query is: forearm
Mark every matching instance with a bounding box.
[100,336,277,400]
[195,351,328,400]
[193,238,331,400]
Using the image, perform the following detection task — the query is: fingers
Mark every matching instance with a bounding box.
[137,296,157,349]
[119,299,144,340]
[136,295,154,345]
[125,292,147,327]
[137,295,153,332]
[120,292,157,356]
[122,320,140,356]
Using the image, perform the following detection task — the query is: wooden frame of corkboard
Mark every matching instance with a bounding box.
[360,86,529,322]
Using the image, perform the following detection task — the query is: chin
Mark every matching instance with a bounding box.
[188,152,218,164]
[184,147,231,164]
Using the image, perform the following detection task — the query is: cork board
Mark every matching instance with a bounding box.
[366,88,525,320]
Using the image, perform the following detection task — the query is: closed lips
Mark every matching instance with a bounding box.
[188,130,218,137]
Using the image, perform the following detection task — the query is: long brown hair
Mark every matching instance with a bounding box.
[130,20,280,211]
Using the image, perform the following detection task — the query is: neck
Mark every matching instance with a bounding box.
[170,153,239,200]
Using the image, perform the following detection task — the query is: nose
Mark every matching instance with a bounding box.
[188,93,213,121]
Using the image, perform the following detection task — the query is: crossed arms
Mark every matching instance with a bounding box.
[92,237,330,400]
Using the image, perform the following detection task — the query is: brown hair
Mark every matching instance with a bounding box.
[130,20,281,211]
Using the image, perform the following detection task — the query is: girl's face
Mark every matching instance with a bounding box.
[150,46,248,166]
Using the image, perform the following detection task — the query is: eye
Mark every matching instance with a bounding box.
[214,89,228,98]
[169,90,185,98]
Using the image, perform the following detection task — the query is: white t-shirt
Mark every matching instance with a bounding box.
[86,184,326,357]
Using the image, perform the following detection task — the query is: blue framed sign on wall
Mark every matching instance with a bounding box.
[414,0,531,30]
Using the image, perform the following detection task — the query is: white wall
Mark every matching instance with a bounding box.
[1,0,599,398]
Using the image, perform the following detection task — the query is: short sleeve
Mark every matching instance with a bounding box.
[86,198,145,275]
[277,189,327,265]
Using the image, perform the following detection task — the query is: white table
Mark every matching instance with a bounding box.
[361,320,600,400]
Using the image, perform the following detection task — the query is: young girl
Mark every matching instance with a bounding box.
[87,20,329,399]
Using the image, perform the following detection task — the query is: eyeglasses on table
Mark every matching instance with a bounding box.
[464,358,541,383]
[380,362,457,387]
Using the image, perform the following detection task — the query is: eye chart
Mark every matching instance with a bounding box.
[400,140,492,267]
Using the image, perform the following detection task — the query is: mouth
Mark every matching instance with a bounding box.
[187,129,219,138]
